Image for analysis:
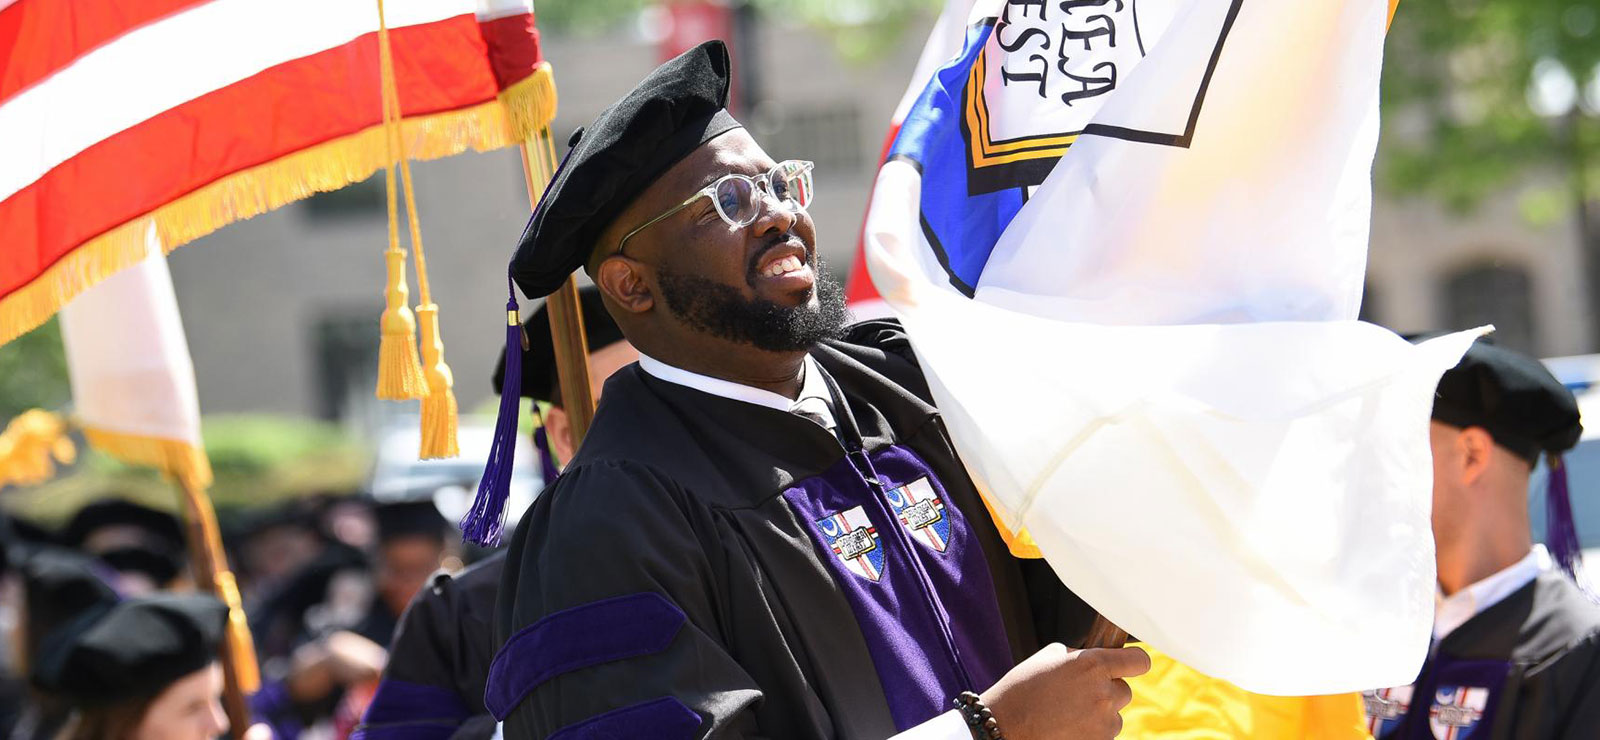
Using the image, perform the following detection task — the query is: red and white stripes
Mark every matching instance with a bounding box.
[0,0,548,345]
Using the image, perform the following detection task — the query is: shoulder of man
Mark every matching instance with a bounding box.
[1518,573,1600,671]
[820,318,934,404]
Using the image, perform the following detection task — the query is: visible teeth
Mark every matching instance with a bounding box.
[764,255,804,278]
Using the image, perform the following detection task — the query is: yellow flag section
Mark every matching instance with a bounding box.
[1122,643,1373,740]
[57,236,261,704]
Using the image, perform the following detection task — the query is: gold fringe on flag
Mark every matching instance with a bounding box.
[81,426,214,491]
[0,66,556,349]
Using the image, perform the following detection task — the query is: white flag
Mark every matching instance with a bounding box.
[59,226,211,489]
[864,0,1478,694]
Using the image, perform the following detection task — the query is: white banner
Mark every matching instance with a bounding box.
[865,0,1477,694]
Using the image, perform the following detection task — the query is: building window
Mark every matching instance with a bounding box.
[312,311,381,422]
[1442,262,1535,355]
[301,175,385,221]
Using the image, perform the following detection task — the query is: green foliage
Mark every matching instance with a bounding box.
[3,414,371,525]
[1380,0,1600,211]
[534,0,940,62]
[0,318,70,421]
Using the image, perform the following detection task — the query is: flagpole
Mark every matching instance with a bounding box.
[518,137,595,440]
[174,477,257,739]
[1083,618,1128,650]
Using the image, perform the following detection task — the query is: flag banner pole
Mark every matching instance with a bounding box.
[518,134,595,442]
[175,476,258,739]
[1083,619,1129,650]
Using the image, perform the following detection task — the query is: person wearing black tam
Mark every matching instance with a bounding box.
[62,498,189,596]
[351,285,638,740]
[1363,338,1600,740]
[10,549,121,740]
[475,41,1140,739]
[33,592,231,740]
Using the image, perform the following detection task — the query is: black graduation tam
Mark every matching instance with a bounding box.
[21,548,121,641]
[509,40,743,299]
[63,499,186,555]
[375,499,449,543]
[491,285,625,404]
[1431,339,1583,464]
[31,593,226,705]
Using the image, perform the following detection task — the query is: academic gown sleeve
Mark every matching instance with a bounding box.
[491,460,770,739]
[353,560,499,740]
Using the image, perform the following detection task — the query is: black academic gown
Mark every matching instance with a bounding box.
[491,321,1087,739]
[1364,572,1600,740]
[352,553,504,740]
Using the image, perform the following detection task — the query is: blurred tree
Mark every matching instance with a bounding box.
[3,414,370,523]
[535,0,939,62]
[1381,1,1600,345]
[1381,1,1599,209]
[0,318,70,421]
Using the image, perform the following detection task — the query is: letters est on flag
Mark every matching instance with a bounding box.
[0,0,551,347]
[863,0,1479,695]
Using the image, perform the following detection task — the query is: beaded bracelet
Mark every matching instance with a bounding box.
[953,690,1003,740]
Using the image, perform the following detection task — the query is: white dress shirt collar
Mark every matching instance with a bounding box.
[636,352,836,429]
[1434,545,1550,641]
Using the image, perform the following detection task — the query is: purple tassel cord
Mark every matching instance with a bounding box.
[533,422,561,486]
[461,284,524,546]
[1545,455,1596,600]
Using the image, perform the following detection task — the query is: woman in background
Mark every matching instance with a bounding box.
[32,592,231,740]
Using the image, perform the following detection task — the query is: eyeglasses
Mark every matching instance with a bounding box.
[615,160,815,257]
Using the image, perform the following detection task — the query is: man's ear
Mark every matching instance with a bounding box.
[1459,426,1496,487]
[596,256,655,315]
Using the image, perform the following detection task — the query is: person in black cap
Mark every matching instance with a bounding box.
[473,41,1140,739]
[1363,338,1600,739]
[33,591,231,740]
[253,499,447,737]
[61,498,189,596]
[354,285,636,740]
[9,549,121,740]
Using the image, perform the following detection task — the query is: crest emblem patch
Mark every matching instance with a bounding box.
[1429,685,1490,740]
[816,506,885,582]
[1362,685,1413,737]
[885,478,951,553]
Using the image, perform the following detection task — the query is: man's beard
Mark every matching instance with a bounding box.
[656,255,851,352]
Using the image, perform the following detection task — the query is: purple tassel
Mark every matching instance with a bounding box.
[532,414,561,485]
[461,279,523,546]
[1545,454,1595,599]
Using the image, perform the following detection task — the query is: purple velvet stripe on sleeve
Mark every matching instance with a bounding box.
[485,592,686,721]
[549,697,701,740]
[360,678,471,726]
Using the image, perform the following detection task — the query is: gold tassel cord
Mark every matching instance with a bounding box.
[0,410,76,489]
[378,0,458,458]
[373,1,426,402]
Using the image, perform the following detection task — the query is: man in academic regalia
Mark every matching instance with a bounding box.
[477,41,1147,740]
[353,286,637,740]
[1363,339,1600,739]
